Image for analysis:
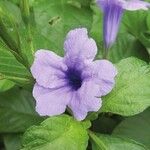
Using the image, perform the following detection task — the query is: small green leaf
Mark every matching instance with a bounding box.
[101,57,150,116]
[113,108,150,149]
[89,132,148,150]
[0,87,43,133]
[22,115,91,150]
[0,79,15,92]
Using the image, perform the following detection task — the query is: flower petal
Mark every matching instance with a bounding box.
[31,50,67,88]
[64,28,97,65]
[68,81,102,121]
[97,0,124,11]
[33,83,72,116]
[122,0,150,11]
[93,60,117,96]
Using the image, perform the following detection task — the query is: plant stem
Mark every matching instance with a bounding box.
[88,130,107,150]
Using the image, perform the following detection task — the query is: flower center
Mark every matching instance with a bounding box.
[65,68,82,90]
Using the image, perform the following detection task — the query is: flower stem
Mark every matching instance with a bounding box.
[88,130,107,150]
[103,47,109,59]
[20,0,35,66]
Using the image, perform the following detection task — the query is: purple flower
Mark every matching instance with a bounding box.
[31,28,117,121]
[97,0,150,49]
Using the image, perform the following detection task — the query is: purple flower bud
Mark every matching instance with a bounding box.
[97,0,150,49]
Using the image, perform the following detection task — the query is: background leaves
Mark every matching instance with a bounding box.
[0,0,150,150]
[0,87,43,133]
[33,0,93,55]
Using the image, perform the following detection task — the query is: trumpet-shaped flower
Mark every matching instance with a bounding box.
[97,0,150,49]
[31,28,117,121]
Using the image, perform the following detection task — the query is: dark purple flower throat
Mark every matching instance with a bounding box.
[65,68,82,91]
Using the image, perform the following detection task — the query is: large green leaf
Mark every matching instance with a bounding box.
[113,108,150,149]
[0,88,43,133]
[22,115,90,150]
[89,132,148,150]
[33,0,93,55]
[101,57,150,116]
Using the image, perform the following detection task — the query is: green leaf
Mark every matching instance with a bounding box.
[89,132,148,150]
[0,1,22,24]
[0,79,15,92]
[3,134,22,150]
[123,11,149,37]
[108,34,149,63]
[0,87,43,133]
[138,31,150,55]
[0,46,32,86]
[101,57,150,116]
[146,13,150,31]
[113,108,150,149]
[33,0,93,55]
[22,115,91,150]
[18,27,52,66]
[0,1,22,53]
[68,0,92,8]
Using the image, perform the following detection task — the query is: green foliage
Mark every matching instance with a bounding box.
[113,108,150,149]
[0,47,32,86]
[22,115,91,150]
[33,0,93,56]
[0,1,22,53]
[3,134,22,150]
[108,33,149,63]
[0,87,43,133]
[123,11,149,37]
[90,132,148,150]
[101,57,150,116]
